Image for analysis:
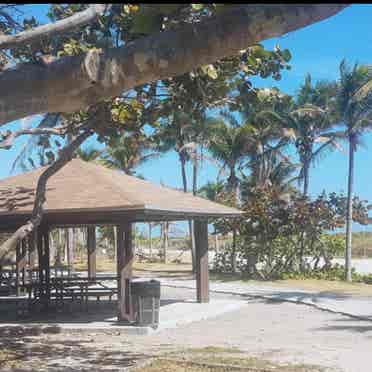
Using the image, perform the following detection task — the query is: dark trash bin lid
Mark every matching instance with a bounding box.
[131,280,160,298]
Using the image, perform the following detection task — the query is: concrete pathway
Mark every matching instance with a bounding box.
[156,277,372,320]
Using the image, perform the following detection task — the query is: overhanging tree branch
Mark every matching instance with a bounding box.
[0,125,69,149]
[0,4,111,50]
[0,4,348,126]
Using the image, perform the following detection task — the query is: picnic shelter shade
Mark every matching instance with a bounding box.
[0,158,242,322]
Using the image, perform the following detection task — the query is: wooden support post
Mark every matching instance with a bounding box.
[37,228,44,285]
[43,227,51,306]
[195,219,209,303]
[37,226,50,309]
[66,228,74,277]
[28,232,37,282]
[116,222,134,322]
[21,240,26,287]
[87,226,96,279]
[15,242,20,296]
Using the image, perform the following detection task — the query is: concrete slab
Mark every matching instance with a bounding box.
[158,299,246,330]
[157,277,372,321]
[0,298,246,335]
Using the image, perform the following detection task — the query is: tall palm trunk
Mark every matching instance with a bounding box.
[190,152,198,269]
[345,135,355,282]
[192,150,198,196]
[180,153,196,271]
[148,223,152,258]
[298,154,311,272]
[303,158,310,197]
[228,167,238,273]
[161,221,169,263]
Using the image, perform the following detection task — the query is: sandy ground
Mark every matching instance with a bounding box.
[2,286,372,372]
[139,248,372,275]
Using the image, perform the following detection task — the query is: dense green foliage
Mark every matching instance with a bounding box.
[211,185,369,279]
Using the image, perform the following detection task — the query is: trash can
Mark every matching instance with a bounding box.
[131,280,160,328]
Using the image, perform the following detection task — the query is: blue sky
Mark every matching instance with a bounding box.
[2,5,372,232]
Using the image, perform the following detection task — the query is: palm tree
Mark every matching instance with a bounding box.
[198,181,225,252]
[100,134,159,176]
[293,75,340,196]
[154,111,216,270]
[334,60,372,281]
[206,113,255,272]
[262,79,340,197]
[285,104,341,196]
[241,156,298,200]
[76,146,102,162]
[99,133,159,261]
[207,113,253,198]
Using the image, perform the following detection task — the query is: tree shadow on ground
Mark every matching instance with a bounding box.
[311,317,372,334]
[0,297,189,324]
[0,326,147,371]
[235,289,353,304]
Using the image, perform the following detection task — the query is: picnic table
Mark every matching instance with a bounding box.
[24,276,118,312]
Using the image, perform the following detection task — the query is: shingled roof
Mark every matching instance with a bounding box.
[0,159,241,229]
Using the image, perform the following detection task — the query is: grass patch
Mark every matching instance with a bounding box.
[187,346,243,354]
[0,349,22,369]
[73,259,372,297]
[134,261,192,273]
[209,271,372,296]
[73,258,116,272]
[73,259,192,275]
[135,347,323,372]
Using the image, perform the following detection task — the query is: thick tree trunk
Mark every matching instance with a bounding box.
[0,5,347,126]
[345,135,355,282]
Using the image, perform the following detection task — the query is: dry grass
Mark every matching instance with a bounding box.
[270,278,372,296]
[0,349,22,369]
[134,347,323,372]
[134,261,192,273]
[209,272,372,297]
[73,258,372,297]
[73,258,192,274]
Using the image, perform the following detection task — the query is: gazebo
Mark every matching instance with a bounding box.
[0,159,241,321]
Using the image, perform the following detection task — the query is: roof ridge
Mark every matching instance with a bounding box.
[75,159,147,206]
[0,158,242,226]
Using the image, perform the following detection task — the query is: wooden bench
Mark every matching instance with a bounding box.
[0,295,29,318]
